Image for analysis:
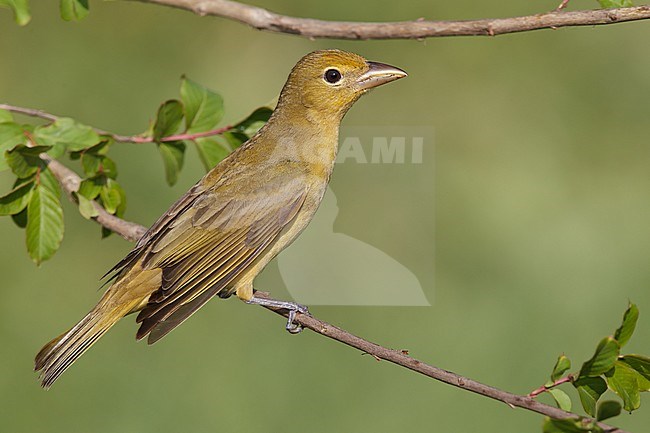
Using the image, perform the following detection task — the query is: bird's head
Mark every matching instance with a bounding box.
[276,50,407,123]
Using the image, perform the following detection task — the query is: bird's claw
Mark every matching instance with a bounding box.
[286,303,309,334]
[246,295,310,334]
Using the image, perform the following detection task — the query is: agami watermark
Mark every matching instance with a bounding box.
[277,126,434,306]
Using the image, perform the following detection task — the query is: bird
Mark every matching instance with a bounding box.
[34,49,407,389]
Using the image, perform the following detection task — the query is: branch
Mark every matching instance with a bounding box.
[43,157,147,242]
[44,158,630,433]
[528,375,574,398]
[0,103,232,144]
[135,1,650,40]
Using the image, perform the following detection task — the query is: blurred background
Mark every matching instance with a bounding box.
[1,1,649,432]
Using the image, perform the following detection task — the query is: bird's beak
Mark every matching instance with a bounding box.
[356,61,408,90]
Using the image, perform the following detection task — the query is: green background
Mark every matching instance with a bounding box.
[1,1,649,432]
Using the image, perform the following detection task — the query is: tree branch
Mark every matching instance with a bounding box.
[528,375,574,398]
[42,158,630,433]
[43,157,147,242]
[0,103,232,144]
[135,1,650,40]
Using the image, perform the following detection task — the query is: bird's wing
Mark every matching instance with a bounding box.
[102,181,206,280]
[134,175,307,343]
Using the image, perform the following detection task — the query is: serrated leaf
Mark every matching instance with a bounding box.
[153,100,184,141]
[5,144,49,178]
[614,303,638,347]
[158,141,185,186]
[181,77,224,133]
[0,109,13,123]
[26,169,64,264]
[0,0,31,25]
[232,106,272,136]
[34,118,100,157]
[549,388,572,412]
[76,193,99,219]
[596,400,621,421]
[0,122,26,172]
[597,0,633,8]
[605,361,641,412]
[574,376,607,416]
[0,180,34,215]
[193,137,230,171]
[552,355,572,381]
[60,0,89,21]
[579,337,620,378]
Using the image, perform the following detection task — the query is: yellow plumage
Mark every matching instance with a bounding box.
[35,49,406,388]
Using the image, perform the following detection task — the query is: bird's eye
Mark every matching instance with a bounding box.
[324,69,342,84]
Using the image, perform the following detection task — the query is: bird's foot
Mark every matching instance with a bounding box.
[246,295,310,334]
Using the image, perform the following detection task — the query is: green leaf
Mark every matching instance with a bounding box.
[232,106,272,136]
[5,144,49,178]
[78,176,104,200]
[70,138,111,160]
[100,156,118,179]
[26,169,64,264]
[12,207,27,228]
[222,130,250,149]
[542,417,601,433]
[158,141,185,186]
[574,376,607,417]
[181,77,224,133]
[34,118,100,157]
[552,355,572,381]
[621,355,650,383]
[605,361,641,412]
[614,303,638,347]
[60,0,89,21]
[596,400,621,421]
[549,388,572,412]
[99,180,122,214]
[0,122,26,172]
[579,337,620,378]
[153,100,184,141]
[620,355,650,392]
[0,0,31,25]
[100,180,126,238]
[597,0,633,8]
[0,109,13,123]
[0,180,34,215]
[81,152,101,176]
[76,193,98,219]
[193,137,230,171]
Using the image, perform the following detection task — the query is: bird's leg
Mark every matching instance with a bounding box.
[246,294,310,334]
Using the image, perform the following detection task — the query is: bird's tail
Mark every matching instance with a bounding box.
[34,292,142,389]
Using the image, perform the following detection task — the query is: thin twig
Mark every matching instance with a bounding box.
[556,0,572,12]
[0,103,232,144]
[0,104,58,122]
[41,157,630,433]
[271,308,627,433]
[528,375,574,398]
[135,1,650,40]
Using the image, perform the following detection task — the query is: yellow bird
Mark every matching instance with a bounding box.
[35,49,407,388]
